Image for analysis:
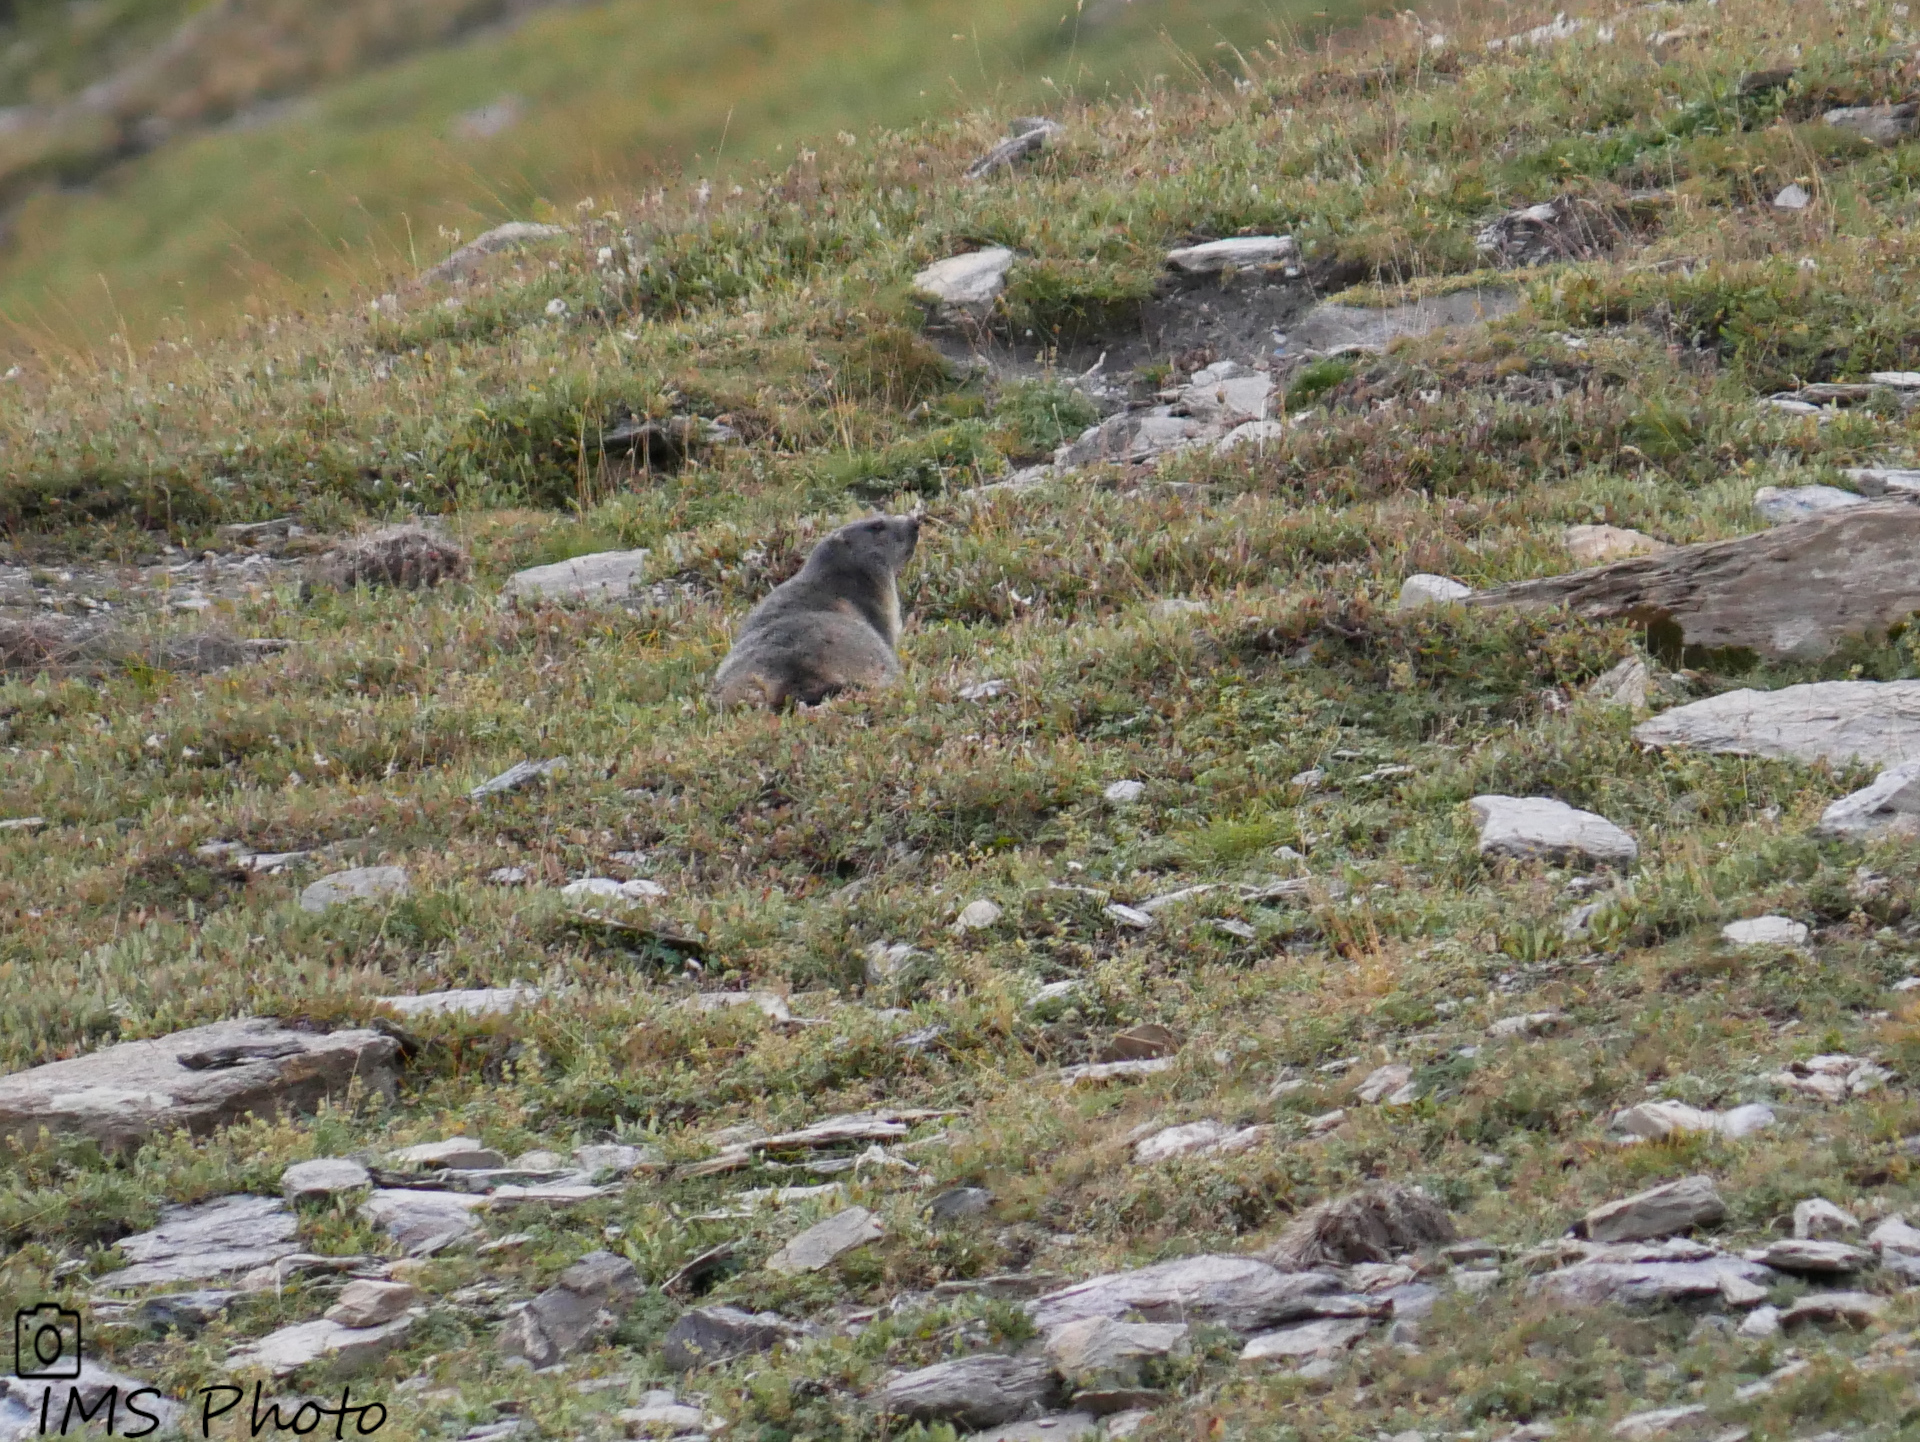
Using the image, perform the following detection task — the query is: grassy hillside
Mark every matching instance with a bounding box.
[9,0,1920,1439]
[0,0,1371,351]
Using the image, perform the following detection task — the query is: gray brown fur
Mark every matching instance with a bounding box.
[712,514,920,708]
[1261,1184,1455,1269]
[308,525,470,593]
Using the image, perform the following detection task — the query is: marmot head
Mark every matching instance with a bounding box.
[805,514,920,581]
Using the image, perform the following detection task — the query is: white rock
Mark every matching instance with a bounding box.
[1611,1101,1774,1142]
[953,898,1004,933]
[1872,1214,1920,1253]
[1469,795,1638,867]
[1750,1238,1867,1273]
[299,866,410,913]
[1566,525,1668,565]
[1133,1121,1271,1164]
[1721,916,1808,948]
[1842,466,1920,493]
[359,1189,487,1255]
[1773,183,1812,210]
[1793,1199,1860,1241]
[324,1279,420,1327]
[619,1401,710,1437]
[1044,1316,1188,1380]
[1753,484,1869,524]
[281,1158,372,1200]
[1611,1405,1707,1441]
[765,1206,883,1274]
[574,1143,659,1177]
[1105,903,1154,930]
[226,1315,413,1377]
[1816,758,1920,837]
[1166,236,1296,273]
[1104,779,1147,804]
[380,984,541,1019]
[1058,1058,1174,1084]
[105,1195,299,1289]
[1030,1254,1341,1333]
[1398,574,1474,610]
[1631,680,1920,767]
[1585,1175,1725,1244]
[1355,1064,1413,1103]
[1239,1316,1371,1362]
[1589,657,1654,710]
[562,877,667,903]
[1215,420,1289,455]
[1176,368,1272,425]
[504,549,650,603]
[912,247,1016,310]
[1739,1305,1782,1337]
[390,1137,507,1170]
[1488,1012,1567,1039]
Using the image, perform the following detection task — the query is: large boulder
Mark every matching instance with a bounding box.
[0,1018,401,1154]
[1469,796,1639,867]
[1030,1255,1341,1334]
[1585,1176,1726,1244]
[1632,680,1920,767]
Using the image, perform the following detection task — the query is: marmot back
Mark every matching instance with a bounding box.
[712,514,921,708]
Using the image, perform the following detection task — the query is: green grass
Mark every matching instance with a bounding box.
[8,0,1920,1437]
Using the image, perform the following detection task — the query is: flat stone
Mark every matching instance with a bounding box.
[1355,1064,1413,1104]
[1754,484,1868,524]
[1166,236,1295,273]
[1175,363,1272,425]
[1489,1012,1568,1039]
[970,1415,1102,1442]
[661,1305,811,1370]
[1841,466,1920,494]
[619,1401,708,1438]
[1780,1290,1886,1327]
[913,247,1016,311]
[1633,680,1920,767]
[380,984,541,1019]
[1585,1176,1725,1244]
[1215,420,1289,454]
[1239,1315,1372,1362]
[281,1157,373,1199]
[1611,1101,1774,1142]
[1739,1304,1782,1337]
[1789,1199,1859,1241]
[299,866,409,914]
[1054,412,1207,469]
[1749,1238,1866,1273]
[1567,525,1669,565]
[0,1017,400,1155]
[1104,780,1147,805]
[876,1354,1060,1428]
[1721,917,1808,948]
[359,1188,488,1255]
[1530,1256,1773,1308]
[103,1195,299,1289]
[1470,795,1638,867]
[1773,183,1812,210]
[504,549,650,603]
[1133,1121,1270,1164]
[1817,758,1920,837]
[1870,1214,1920,1253]
[469,758,566,799]
[1059,1058,1173,1085]
[953,898,1004,933]
[1399,574,1474,610]
[0,1362,182,1438]
[1045,1317,1187,1384]
[1589,656,1656,710]
[227,1316,413,1377]
[498,1250,644,1367]
[1030,1255,1341,1334]
[1290,289,1518,355]
[390,1137,507,1170]
[765,1206,882,1274]
[1824,102,1917,144]
[324,1279,420,1327]
[1611,1405,1708,1441]
[574,1143,659,1177]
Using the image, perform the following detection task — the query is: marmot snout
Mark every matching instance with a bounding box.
[711,514,921,708]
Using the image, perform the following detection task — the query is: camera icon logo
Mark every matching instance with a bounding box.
[14,1304,82,1380]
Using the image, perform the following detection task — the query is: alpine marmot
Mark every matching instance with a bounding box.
[712,514,921,708]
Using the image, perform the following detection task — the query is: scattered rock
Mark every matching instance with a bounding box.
[1749,1238,1866,1273]
[282,1157,373,1199]
[504,550,651,603]
[1477,194,1632,266]
[299,866,410,913]
[661,1305,811,1370]
[1773,183,1813,211]
[360,1189,488,1255]
[1770,1054,1891,1102]
[1355,1064,1414,1104]
[227,1316,414,1377]
[1239,1316,1372,1363]
[1133,1121,1271,1164]
[1721,917,1808,948]
[380,984,541,1019]
[1469,795,1638,867]
[1102,1024,1180,1062]
[966,117,1064,177]
[1264,1185,1456,1269]
[1632,680,1920,766]
[1566,525,1669,565]
[878,1354,1061,1427]
[1824,102,1917,144]
[1739,1305,1782,1338]
[563,877,667,904]
[954,899,1004,933]
[421,221,568,283]
[1780,1291,1886,1327]
[1486,13,1590,50]
[1841,466,1920,494]
[1290,289,1518,355]
[1046,1317,1188,1385]
[498,1251,644,1367]
[1870,1214,1920,1254]
[0,1018,401,1154]
[1610,1405,1708,1441]
[1532,1254,1773,1308]
[1479,498,1920,659]
[1166,236,1296,274]
[1793,1200,1862,1243]
[1031,1255,1342,1333]
[1399,574,1474,610]
[470,759,566,800]
[308,527,469,592]
[619,1396,709,1438]
[766,1206,883,1274]
[1816,759,1920,838]
[390,1137,507,1170]
[913,248,1016,315]
[971,1415,1102,1442]
[1103,779,1147,805]
[1489,1012,1568,1039]
[103,1195,298,1289]
[123,1289,238,1333]
[574,1143,659,1178]
[0,1362,182,1438]
[1588,656,1656,710]
[1610,1102,1774,1142]
[1753,484,1868,524]
[1059,1058,1174,1085]
[1585,1176,1726,1244]
[324,1280,420,1327]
